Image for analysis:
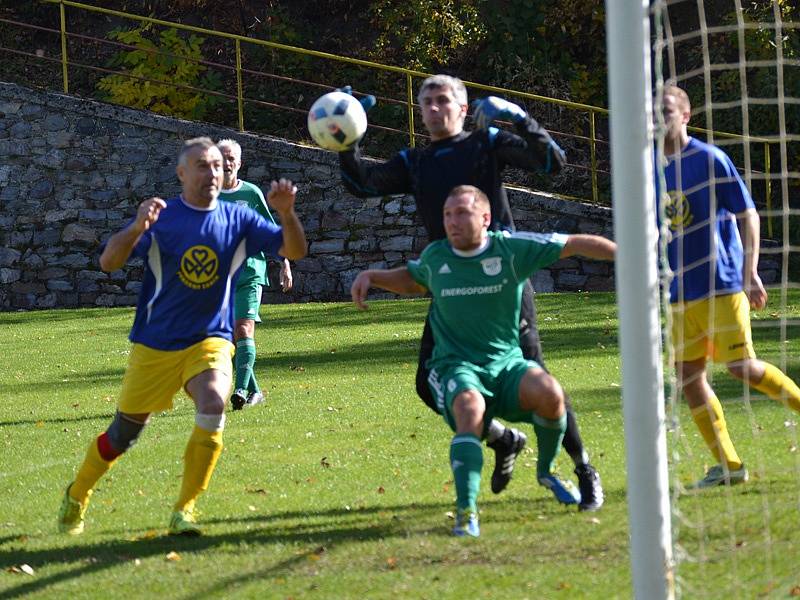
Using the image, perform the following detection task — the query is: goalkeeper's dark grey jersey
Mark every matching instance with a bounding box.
[407,230,566,370]
[339,120,566,242]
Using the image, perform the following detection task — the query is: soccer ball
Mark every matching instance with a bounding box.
[307,91,368,152]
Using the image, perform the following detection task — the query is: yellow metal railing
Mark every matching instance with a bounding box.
[11,0,770,216]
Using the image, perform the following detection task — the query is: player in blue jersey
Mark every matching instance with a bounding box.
[57,137,307,536]
[661,86,800,488]
[351,185,615,535]
[217,138,294,410]
[339,75,605,510]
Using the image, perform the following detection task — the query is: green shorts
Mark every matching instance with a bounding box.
[428,356,542,433]
[234,277,263,323]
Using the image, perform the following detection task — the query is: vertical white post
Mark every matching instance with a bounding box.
[605,1,674,599]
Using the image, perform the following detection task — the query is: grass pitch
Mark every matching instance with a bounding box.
[1,293,799,599]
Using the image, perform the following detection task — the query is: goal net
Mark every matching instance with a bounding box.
[651,1,800,597]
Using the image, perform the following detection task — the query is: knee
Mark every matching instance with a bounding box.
[201,395,226,415]
[105,411,148,455]
[233,320,253,340]
[537,376,565,420]
[452,390,485,433]
[726,360,755,381]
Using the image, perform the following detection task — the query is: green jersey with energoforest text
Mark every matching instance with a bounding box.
[407,230,566,369]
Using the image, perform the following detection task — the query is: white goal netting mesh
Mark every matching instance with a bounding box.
[651,1,800,596]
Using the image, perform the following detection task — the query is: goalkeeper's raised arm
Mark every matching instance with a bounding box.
[470,95,566,176]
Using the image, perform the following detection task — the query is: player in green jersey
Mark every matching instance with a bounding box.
[218,139,293,409]
[351,185,615,536]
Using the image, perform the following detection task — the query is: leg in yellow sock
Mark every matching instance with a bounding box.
[679,358,743,470]
[70,436,119,505]
[174,423,224,513]
[690,394,743,469]
[747,361,800,413]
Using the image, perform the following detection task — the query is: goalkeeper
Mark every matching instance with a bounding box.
[660,86,800,488]
[338,74,604,511]
[351,185,615,536]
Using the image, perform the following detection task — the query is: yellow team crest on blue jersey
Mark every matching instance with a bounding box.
[664,191,693,231]
[180,245,219,289]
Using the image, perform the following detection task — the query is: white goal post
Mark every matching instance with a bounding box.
[605,1,675,599]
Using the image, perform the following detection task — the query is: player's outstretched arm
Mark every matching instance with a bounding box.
[561,234,616,261]
[351,267,427,310]
[99,197,166,272]
[267,178,307,261]
[737,207,767,309]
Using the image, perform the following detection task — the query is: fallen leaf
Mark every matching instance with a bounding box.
[320,457,331,468]
[386,557,398,569]
[166,551,181,562]
[248,505,256,512]
[789,585,800,596]
[377,486,385,494]
[19,564,35,576]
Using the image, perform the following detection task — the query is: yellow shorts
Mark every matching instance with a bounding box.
[670,291,755,363]
[118,337,235,414]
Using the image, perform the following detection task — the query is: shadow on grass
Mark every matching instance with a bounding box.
[253,337,421,373]
[0,485,636,599]
[0,308,134,326]
[258,299,431,330]
[0,368,126,397]
[0,499,448,599]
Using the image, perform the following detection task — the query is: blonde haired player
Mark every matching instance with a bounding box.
[661,86,800,488]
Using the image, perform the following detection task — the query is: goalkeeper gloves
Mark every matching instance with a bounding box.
[336,85,376,113]
[471,96,527,130]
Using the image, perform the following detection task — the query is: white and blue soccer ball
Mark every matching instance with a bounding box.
[307,91,368,152]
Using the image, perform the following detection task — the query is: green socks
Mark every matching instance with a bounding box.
[533,413,567,478]
[450,434,483,512]
[234,338,258,393]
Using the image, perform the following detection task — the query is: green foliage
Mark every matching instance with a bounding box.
[479,0,607,103]
[96,25,221,119]
[369,0,487,70]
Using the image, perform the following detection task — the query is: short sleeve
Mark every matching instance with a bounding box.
[244,210,283,259]
[406,257,429,287]
[507,232,567,279]
[714,151,754,214]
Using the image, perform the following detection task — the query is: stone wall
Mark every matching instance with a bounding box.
[0,81,619,311]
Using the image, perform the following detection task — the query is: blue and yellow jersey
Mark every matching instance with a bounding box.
[126,196,283,350]
[661,137,754,303]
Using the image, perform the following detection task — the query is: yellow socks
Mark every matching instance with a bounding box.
[751,362,800,413]
[70,437,119,505]
[174,422,224,512]
[690,393,743,470]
